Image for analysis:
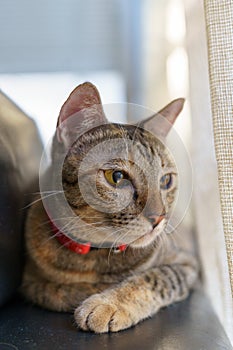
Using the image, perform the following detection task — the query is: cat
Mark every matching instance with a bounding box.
[21,82,198,333]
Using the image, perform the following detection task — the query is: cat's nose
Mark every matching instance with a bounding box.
[147,214,165,229]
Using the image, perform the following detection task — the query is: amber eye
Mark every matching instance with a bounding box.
[160,174,173,190]
[104,170,125,186]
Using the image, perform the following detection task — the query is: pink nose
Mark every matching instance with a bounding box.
[147,214,165,228]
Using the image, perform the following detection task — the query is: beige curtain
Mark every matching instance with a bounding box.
[185,0,233,343]
[204,0,233,295]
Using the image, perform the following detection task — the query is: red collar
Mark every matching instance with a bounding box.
[49,217,127,255]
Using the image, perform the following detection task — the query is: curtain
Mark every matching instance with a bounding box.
[204,1,233,294]
[185,0,233,343]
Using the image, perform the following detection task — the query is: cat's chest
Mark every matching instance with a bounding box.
[26,201,160,285]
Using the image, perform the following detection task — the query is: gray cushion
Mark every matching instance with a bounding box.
[0,91,43,306]
[0,288,232,350]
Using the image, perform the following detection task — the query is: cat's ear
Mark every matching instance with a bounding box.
[56,82,108,146]
[140,98,185,138]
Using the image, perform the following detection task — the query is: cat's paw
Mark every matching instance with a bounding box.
[74,294,132,333]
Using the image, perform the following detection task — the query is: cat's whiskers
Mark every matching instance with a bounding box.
[38,216,80,228]
[97,225,126,250]
[153,232,170,261]
[22,190,65,210]
[32,191,65,195]
[39,216,107,246]
[74,222,111,244]
[53,221,114,253]
[39,217,78,246]
[106,228,130,263]
[107,226,133,260]
[50,216,112,244]
[38,208,111,228]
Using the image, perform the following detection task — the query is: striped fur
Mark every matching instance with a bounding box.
[21,84,198,333]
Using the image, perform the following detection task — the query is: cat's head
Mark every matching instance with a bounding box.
[52,82,184,249]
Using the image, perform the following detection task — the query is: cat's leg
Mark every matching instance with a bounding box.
[74,257,198,333]
[20,271,111,312]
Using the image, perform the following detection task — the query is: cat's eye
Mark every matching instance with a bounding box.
[104,170,125,186]
[160,174,173,190]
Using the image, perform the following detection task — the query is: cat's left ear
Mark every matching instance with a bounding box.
[140,98,185,138]
[56,82,108,146]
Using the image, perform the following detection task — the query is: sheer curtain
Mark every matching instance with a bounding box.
[185,0,233,343]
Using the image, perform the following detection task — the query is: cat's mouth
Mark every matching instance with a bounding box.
[129,218,166,248]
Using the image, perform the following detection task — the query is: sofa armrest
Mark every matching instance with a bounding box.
[0,91,43,306]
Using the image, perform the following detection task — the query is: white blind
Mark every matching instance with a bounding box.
[0,0,122,73]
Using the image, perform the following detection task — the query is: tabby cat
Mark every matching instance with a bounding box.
[21,82,198,333]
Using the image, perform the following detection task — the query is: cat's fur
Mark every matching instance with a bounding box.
[21,82,198,333]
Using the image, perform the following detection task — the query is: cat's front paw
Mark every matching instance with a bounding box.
[74,294,132,333]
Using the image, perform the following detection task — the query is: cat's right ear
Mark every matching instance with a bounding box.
[56,82,108,147]
[139,98,185,139]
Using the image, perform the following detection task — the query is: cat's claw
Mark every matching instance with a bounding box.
[74,294,132,333]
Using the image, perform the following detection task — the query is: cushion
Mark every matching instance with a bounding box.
[0,91,43,306]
